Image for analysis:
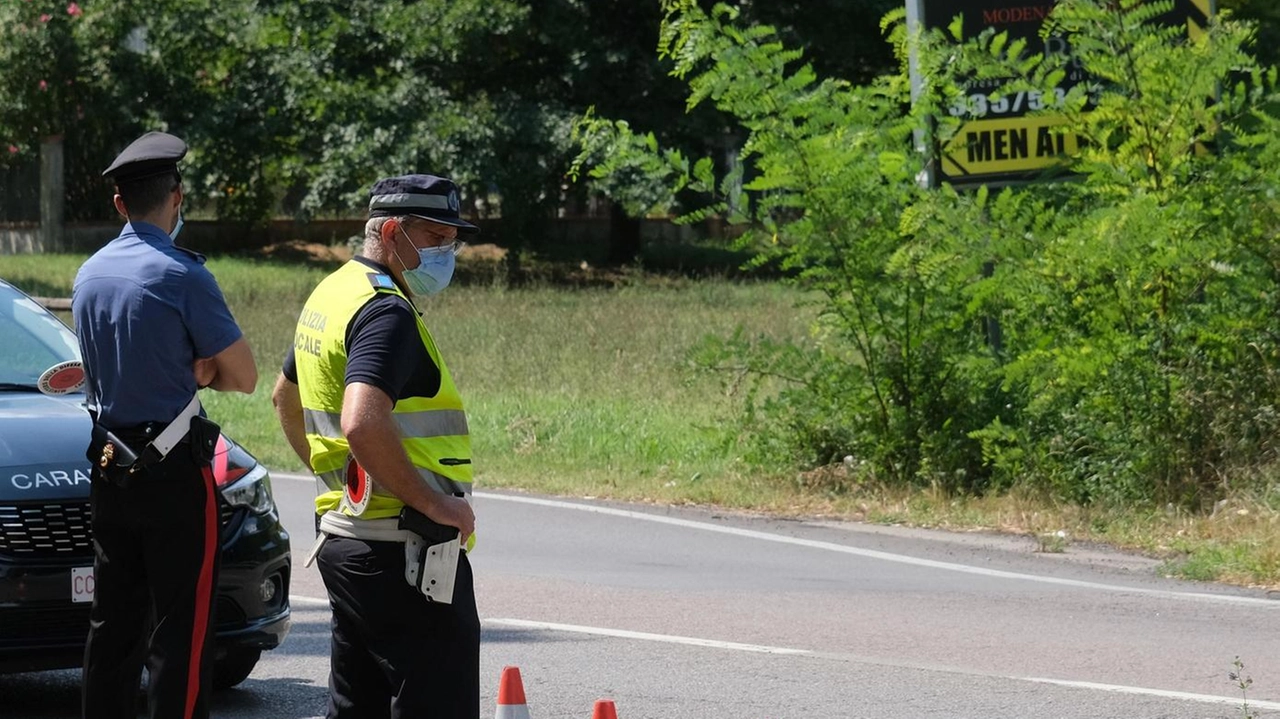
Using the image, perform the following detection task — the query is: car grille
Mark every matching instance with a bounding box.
[219,501,238,530]
[0,502,94,558]
[0,599,247,644]
[0,605,91,645]
[0,500,238,560]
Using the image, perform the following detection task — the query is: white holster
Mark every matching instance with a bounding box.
[403,533,461,605]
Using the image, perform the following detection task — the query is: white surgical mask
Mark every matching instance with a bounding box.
[169,211,184,241]
[395,226,456,297]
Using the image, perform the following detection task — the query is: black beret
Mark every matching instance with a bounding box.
[368,174,479,234]
[102,131,187,184]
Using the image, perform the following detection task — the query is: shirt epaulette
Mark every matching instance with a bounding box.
[174,245,207,264]
[367,273,398,292]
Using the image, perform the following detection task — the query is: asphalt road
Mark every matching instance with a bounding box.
[4,469,1280,718]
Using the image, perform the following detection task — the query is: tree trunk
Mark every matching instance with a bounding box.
[607,203,641,266]
[40,136,65,252]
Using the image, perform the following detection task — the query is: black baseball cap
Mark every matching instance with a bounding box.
[368,174,479,234]
[102,131,186,184]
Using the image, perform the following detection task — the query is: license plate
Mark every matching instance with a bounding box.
[72,566,95,603]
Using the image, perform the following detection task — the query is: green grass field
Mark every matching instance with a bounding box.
[0,253,810,509]
[7,251,1280,588]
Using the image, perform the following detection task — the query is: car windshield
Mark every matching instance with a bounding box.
[0,281,80,387]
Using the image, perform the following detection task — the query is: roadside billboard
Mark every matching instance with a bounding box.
[907,0,1215,188]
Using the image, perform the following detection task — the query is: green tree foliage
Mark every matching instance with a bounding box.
[1221,0,1280,68]
[0,1,84,145]
[267,0,529,217]
[0,0,898,264]
[0,1,136,219]
[0,0,300,221]
[971,0,1280,505]
[739,0,898,84]
[579,2,1006,489]
[578,0,1280,508]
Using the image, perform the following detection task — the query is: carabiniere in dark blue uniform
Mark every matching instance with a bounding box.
[72,132,244,719]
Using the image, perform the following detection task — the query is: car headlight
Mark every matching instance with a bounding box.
[213,436,275,515]
[220,462,275,514]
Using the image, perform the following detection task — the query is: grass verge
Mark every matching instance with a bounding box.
[4,251,1280,589]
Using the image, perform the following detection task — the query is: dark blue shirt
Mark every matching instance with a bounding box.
[72,221,242,428]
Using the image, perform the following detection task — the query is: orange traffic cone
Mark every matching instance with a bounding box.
[495,666,531,719]
[591,699,618,719]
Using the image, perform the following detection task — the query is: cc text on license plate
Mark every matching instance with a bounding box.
[72,566,95,603]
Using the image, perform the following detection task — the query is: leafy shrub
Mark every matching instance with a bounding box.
[578,0,1280,509]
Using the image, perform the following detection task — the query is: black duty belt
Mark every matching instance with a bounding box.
[93,396,211,479]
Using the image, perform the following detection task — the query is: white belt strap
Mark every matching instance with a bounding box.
[318,512,411,541]
[149,395,202,460]
[305,512,412,568]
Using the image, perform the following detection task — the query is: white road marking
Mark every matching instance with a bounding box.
[290,594,329,608]
[287,593,1280,711]
[488,617,810,655]
[1020,677,1280,711]
[272,471,1276,607]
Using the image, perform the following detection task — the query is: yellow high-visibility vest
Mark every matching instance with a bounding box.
[293,260,473,521]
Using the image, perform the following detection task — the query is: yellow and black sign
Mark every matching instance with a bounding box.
[942,115,1080,178]
[1185,0,1213,41]
[914,0,1215,186]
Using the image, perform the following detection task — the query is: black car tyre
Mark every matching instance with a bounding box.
[212,648,261,690]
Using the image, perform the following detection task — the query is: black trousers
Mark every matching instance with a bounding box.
[317,536,480,719]
[82,449,221,719]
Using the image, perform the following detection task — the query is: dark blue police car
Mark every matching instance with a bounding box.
[0,278,290,689]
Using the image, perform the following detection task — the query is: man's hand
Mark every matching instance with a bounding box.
[422,493,475,546]
[193,357,217,388]
[343,382,476,544]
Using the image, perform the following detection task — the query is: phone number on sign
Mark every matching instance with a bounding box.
[948,88,1069,119]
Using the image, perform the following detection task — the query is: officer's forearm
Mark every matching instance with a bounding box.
[208,337,258,394]
[344,412,442,514]
[271,374,311,469]
[341,383,451,519]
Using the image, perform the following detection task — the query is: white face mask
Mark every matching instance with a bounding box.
[169,211,184,241]
[394,226,456,297]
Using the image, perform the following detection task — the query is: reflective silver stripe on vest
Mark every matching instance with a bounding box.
[304,409,342,437]
[317,468,344,491]
[316,465,469,496]
[305,409,469,439]
[423,466,469,496]
[395,409,469,438]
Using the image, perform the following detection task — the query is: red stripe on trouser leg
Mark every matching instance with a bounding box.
[185,464,218,719]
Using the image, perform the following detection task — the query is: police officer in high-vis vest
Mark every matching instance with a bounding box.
[272,174,479,719]
[73,131,258,719]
